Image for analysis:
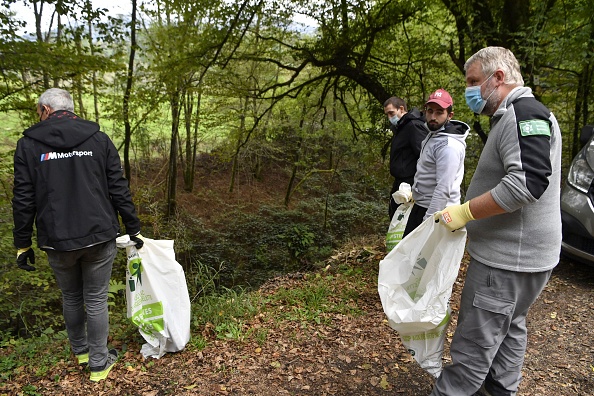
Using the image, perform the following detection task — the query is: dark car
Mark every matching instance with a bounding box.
[560,125,594,264]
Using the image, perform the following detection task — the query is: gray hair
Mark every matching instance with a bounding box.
[464,47,524,86]
[38,88,75,112]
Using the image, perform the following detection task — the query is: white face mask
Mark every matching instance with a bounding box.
[389,114,400,126]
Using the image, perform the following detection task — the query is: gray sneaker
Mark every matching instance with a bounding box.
[89,349,118,382]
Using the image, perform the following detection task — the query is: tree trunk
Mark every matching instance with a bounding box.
[123,0,137,182]
[229,97,249,193]
[88,18,100,123]
[74,37,86,118]
[189,90,202,191]
[33,0,50,89]
[229,113,245,194]
[183,90,194,192]
[284,105,308,206]
[284,136,302,207]
[166,93,182,218]
[573,71,585,158]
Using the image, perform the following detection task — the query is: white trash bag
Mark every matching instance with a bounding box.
[378,216,466,377]
[116,235,191,358]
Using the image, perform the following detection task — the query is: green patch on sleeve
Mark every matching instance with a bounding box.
[518,120,551,137]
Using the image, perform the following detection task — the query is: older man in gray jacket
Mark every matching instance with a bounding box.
[432,47,562,396]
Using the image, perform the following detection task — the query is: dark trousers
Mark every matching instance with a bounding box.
[402,203,428,238]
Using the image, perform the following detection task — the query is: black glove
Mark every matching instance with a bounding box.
[130,234,144,249]
[17,248,36,271]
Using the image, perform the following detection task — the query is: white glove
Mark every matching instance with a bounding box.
[392,182,413,204]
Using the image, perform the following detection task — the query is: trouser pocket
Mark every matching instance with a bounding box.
[459,291,515,348]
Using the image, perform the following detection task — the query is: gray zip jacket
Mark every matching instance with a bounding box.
[412,120,470,217]
[465,86,562,272]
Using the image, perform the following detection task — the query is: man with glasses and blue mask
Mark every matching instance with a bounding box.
[431,47,562,395]
[383,96,428,220]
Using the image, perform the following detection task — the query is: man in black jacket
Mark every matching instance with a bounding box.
[383,96,429,220]
[12,88,143,382]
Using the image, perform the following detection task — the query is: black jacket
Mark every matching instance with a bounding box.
[12,111,140,251]
[389,108,428,188]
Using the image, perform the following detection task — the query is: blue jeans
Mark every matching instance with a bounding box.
[47,240,117,369]
[431,258,552,396]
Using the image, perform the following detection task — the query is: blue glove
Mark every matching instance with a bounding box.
[17,247,36,271]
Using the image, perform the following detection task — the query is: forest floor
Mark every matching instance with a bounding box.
[2,241,593,396]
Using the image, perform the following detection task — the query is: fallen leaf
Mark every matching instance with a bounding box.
[379,375,390,390]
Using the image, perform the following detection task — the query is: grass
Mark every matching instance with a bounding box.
[0,242,375,385]
[0,330,71,383]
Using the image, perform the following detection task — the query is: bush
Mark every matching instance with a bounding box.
[180,191,385,292]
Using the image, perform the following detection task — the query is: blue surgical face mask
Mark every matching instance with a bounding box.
[465,73,495,114]
[389,114,400,126]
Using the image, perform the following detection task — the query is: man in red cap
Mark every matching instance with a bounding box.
[401,88,470,237]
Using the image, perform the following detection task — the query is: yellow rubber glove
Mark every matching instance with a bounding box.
[434,201,475,231]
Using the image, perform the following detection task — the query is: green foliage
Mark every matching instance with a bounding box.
[188,334,209,351]
[215,321,247,341]
[280,225,315,259]
[192,287,263,329]
[0,330,70,383]
[0,354,17,382]
[108,279,127,308]
[21,384,42,396]
[0,252,63,341]
[180,187,385,291]
[270,272,363,326]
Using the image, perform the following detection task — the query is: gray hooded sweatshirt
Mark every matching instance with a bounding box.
[412,120,470,218]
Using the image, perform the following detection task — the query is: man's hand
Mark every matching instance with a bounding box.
[393,190,413,204]
[392,182,413,204]
[16,247,36,271]
[130,234,144,249]
[434,201,475,231]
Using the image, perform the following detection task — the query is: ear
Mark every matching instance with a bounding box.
[493,69,505,83]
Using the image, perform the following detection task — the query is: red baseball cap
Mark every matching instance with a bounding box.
[426,88,453,109]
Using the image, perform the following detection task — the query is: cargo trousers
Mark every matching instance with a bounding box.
[431,258,552,396]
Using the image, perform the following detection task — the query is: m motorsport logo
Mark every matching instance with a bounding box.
[40,150,93,161]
